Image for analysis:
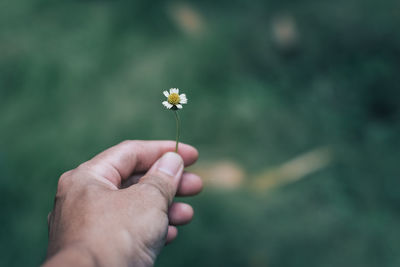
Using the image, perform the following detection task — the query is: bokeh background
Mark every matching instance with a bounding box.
[1,0,400,266]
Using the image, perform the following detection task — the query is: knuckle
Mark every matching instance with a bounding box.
[57,170,74,194]
[122,139,146,150]
[119,140,140,149]
[118,140,143,158]
[119,140,133,147]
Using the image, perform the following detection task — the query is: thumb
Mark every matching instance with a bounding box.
[138,152,184,207]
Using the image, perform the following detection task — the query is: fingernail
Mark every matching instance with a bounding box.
[157,152,183,179]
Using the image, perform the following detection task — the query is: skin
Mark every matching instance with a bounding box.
[43,140,202,267]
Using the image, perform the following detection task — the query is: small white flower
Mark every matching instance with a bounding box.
[162,88,188,110]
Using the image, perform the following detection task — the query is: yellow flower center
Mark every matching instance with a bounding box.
[167,93,180,105]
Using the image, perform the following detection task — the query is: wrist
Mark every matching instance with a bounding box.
[44,238,154,267]
[43,242,99,267]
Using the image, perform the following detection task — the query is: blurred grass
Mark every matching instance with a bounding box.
[1,0,400,266]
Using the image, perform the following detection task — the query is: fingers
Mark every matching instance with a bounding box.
[176,172,203,197]
[166,226,178,244]
[166,203,194,245]
[80,140,198,187]
[137,152,184,207]
[122,172,203,196]
[168,202,194,225]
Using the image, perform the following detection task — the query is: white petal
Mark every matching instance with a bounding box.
[170,88,179,94]
[176,104,183,109]
[179,93,186,99]
[163,91,169,97]
[180,98,187,104]
[162,101,173,109]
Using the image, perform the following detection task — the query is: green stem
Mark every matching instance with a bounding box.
[173,110,180,152]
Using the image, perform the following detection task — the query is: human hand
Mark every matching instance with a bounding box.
[43,141,202,267]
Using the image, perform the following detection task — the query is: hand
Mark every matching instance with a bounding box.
[43,140,202,267]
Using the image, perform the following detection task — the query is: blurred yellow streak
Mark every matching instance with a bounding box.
[190,147,332,192]
[251,147,332,192]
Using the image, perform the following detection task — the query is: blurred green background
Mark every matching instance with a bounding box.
[1,0,400,266]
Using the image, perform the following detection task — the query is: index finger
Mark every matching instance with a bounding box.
[79,140,198,187]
